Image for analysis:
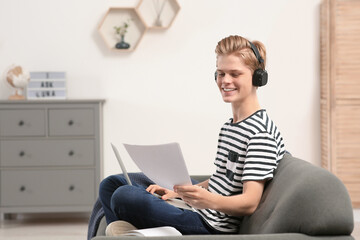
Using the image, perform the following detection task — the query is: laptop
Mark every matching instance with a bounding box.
[111,143,193,211]
[111,143,133,186]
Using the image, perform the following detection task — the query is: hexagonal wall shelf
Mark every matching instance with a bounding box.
[136,0,180,29]
[98,7,147,52]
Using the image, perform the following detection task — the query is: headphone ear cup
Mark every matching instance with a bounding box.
[252,69,268,87]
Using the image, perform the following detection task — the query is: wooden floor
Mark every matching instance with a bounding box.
[0,213,89,240]
[0,211,359,239]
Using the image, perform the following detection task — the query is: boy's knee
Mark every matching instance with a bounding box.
[110,186,147,213]
[99,175,127,195]
[111,185,136,204]
[99,175,114,196]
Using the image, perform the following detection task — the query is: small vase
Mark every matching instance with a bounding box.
[115,35,130,49]
[154,17,162,27]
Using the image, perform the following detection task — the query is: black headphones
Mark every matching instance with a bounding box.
[214,41,268,87]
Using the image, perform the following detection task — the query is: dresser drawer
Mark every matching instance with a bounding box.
[0,139,95,167]
[0,169,95,207]
[0,109,45,136]
[49,108,94,136]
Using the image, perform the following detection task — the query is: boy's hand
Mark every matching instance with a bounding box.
[146,184,179,200]
[174,185,216,209]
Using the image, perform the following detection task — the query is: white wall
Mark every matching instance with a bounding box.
[0,0,322,177]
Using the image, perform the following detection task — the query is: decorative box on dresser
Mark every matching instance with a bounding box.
[0,99,104,217]
[320,0,360,207]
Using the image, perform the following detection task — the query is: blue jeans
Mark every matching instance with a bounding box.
[99,174,222,235]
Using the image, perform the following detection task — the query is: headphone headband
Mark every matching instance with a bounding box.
[248,41,264,64]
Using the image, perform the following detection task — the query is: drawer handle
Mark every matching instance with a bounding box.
[18,120,24,126]
[69,185,75,191]
[19,151,25,157]
[68,120,74,126]
[20,186,26,192]
[68,150,74,156]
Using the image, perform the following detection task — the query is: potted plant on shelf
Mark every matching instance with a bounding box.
[114,19,132,49]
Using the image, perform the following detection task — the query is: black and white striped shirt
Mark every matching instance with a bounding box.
[197,109,285,233]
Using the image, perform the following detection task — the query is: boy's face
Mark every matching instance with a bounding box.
[216,53,256,106]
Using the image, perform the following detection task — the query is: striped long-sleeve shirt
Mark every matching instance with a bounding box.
[197,109,285,233]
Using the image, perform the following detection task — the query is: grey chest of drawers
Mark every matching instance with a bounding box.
[0,100,104,217]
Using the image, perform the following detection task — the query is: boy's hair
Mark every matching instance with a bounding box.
[215,35,266,73]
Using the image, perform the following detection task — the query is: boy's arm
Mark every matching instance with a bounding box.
[175,180,266,216]
[211,180,266,216]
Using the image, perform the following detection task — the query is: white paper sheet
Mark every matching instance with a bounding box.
[123,142,192,190]
[123,226,182,236]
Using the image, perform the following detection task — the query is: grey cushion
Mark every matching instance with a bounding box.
[239,153,354,235]
[92,234,353,240]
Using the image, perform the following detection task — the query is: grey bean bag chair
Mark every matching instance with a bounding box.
[88,153,354,239]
